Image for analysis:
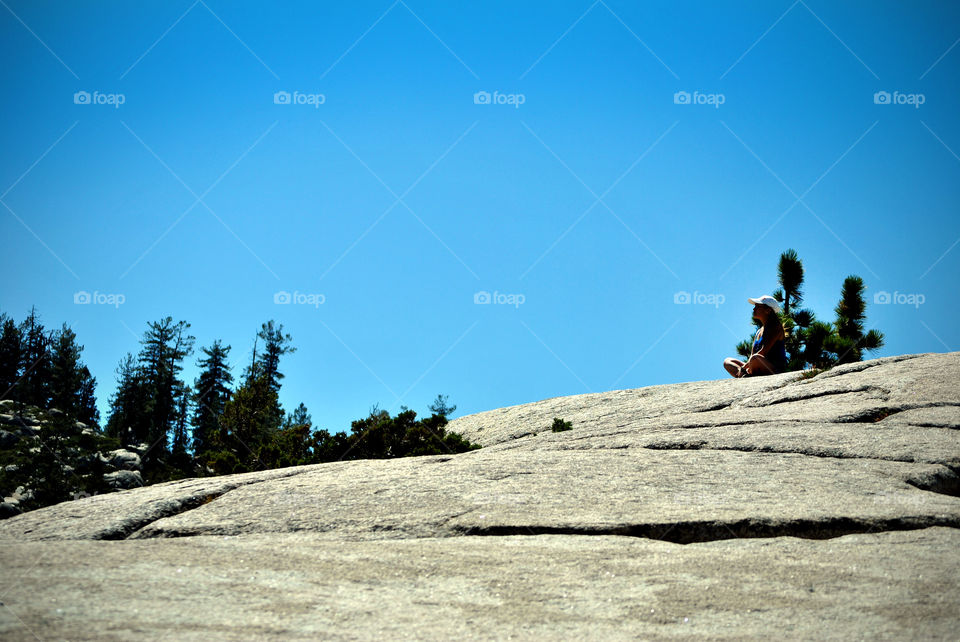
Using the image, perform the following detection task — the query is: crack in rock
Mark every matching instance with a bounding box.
[806,354,926,381]
[903,466,960,497]
[736,385,891,409]
[449,515,960,545]
[105,468,315,540]
[110,490,232,540]
[835,402,960,424]
[640,442,960,480]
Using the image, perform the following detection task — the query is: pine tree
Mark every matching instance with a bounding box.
[77,366,100,428]
[428,394,457,418]
[249,320,296,393]
[191,341,233,462]
[9,413,77,510]
[216,373,278,472]
[259,402,316,469]
[283,402,312,429]
[18,306,51,410]
[105,353,146,445]
[827,276,884,364]
[2,409,118,513]
[772,249,818,371]
[338,401,478,461]
[48,324,84,417]
[168,382,192,476]
[0,313,22,398]
[230,320,295,447]
[801,320,835,370]
[202,324,294,474]
[136,317,195,471]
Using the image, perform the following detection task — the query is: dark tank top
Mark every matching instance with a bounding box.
[753,330,787,373]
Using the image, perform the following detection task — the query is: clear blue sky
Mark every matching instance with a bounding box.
[2,1,958,433]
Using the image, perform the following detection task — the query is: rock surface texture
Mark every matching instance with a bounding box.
[1,352,958,640]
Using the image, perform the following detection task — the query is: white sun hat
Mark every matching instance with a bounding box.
[748,295,781,314]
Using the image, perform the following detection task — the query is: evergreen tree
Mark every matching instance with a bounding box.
[136,317,195,471]
[827,276,884,364]
[1,409,119,514]
[48,324,84,417]
[77,366,100,429]
[801,320,835,370]
[0,313,22,398]
[168,382,192,476]
[17,306,51,410]
[339,401,478,461]
[774,249,802,316]
[10,413,76,509]
[261,403,316,469]
[428,394,457,418]
[250,320,296,393]
[191,341,233,462]
[771,249,817,371]
[283,402,312,429]
[212,321,295,470]
[215,373,277,472]
[105,353,147,445]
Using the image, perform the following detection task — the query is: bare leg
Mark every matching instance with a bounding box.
[743,354,776,376]
[724,357,745,378]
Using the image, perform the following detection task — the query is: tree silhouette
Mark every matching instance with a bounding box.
[826,276,884,364]
[191,341,233,463]
[18,306,51,410]
[0,313,22,398]
[138,318,195,474]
